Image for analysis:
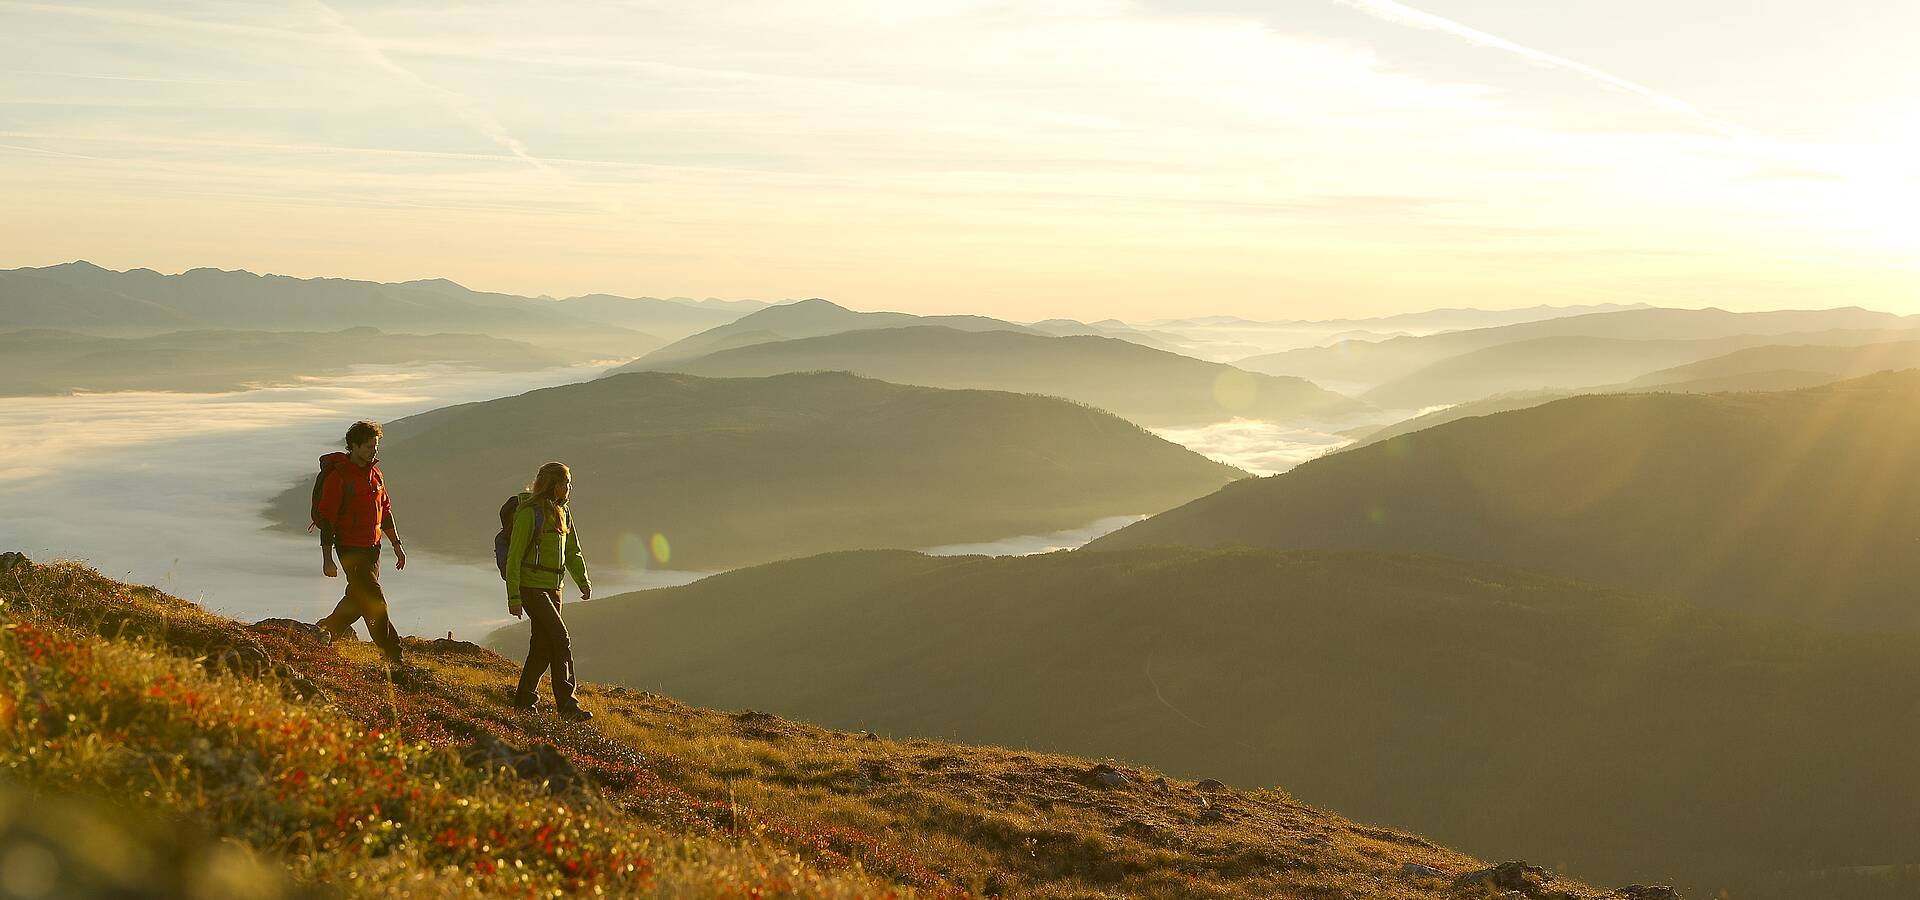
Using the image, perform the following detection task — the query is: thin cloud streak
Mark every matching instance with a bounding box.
[304,0,559,181]
[1331,0,1755,140]
[1,68,248,86]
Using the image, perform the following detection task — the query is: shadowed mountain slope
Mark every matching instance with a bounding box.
[613,325,1369,426]
[487,546,1912,899]
[0,327,589,395]
[268,371,1246,571]
[632,297,1038,367]
[4,553,1674,899]
[1092,371,1920,627]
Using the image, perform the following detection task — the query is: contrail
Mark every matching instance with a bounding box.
[305,0,560,180]
[1332,0,1754,140]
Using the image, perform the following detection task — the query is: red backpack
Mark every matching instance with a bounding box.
[308,453,355,545]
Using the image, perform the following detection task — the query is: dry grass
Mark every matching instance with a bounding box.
[1,557,1626,899]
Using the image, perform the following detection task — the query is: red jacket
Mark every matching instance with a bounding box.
[316,452,393,549]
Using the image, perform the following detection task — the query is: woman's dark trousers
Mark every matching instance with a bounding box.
[515,587,578,711]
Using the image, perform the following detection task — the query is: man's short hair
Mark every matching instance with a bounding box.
[345,420,383,448]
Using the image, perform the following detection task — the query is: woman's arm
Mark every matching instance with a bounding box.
[564,509,590,599]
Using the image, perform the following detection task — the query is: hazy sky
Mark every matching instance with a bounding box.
[2,0,1915,320]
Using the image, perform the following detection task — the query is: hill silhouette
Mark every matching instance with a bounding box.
[613,325,1369,426]
[1346,368,1850,451]
[0,327,589,395]
[1238,307,1920,392]
[267,371,1246,571]
[1139,303,1650,358]
[488,545,1914,899]
[1358,334,1804,408]
[549,292,772,340]
[632,297,1039,367]
[1,553,1684,899]
[1628,340,1920,388]
[0,261,747,356]
[1092,370,1920,627]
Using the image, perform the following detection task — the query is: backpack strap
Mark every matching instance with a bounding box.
[523,504,563,574]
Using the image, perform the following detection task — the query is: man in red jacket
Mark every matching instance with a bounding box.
[314,420,408,664]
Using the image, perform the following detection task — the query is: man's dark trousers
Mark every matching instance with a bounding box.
[319,546,403,663]
[515,586,578,711]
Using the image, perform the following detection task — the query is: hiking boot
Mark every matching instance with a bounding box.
[315,619,355,644]
[511,697,538,712]
[558,707,594,723]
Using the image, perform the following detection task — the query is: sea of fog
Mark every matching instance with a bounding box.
[1,367,1351,641]
[1150,419,1353,476]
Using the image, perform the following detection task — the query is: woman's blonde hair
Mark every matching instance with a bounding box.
[526,461,571,532]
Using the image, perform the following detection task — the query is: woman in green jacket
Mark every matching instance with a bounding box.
[505,461,593,721]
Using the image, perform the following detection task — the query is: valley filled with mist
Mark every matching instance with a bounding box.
[10,260,1920,899]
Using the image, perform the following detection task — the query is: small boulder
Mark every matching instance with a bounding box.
[463,733,589,796]
[1401,862,1446,878]
[203,643,274,678]
[1612,887,1684,900]
[1074,763,1131,790]
[1194,778,1228,792]
[426,636,491,658]
[0,551,29,573]
[249,618,331,644]
[1453,861,1581,900]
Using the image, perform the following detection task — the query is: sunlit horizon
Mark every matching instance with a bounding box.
[3,0,1916,321]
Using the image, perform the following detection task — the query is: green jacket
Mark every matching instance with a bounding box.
[505,492,590,601]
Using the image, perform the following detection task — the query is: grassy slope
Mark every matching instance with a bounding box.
[0,555,1642,899]
[268,371,1246,572]
[1091,371,1920,628]
[613,326,1369,427]
[0,327,590,395]
[489,546,1920,899]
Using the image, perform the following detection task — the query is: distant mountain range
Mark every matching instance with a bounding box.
[1345,339,1920,449]
[1135,303,1654,359]
[0,327,589,395]
[631,297,1041,367]
[0,261,778,357]
[611,323,1369,426]
[1149,302,1652,333]
[492,545,1920,900]
[1092,370,1920,627]
[268,371,1245,571]
[1355,329,1919,408]
[1239,307,1920,401]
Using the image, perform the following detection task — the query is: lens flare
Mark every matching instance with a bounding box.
[615,531,649,568]
[649,533,671,566]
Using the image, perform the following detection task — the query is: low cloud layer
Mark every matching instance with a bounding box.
[0,364,705,640]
